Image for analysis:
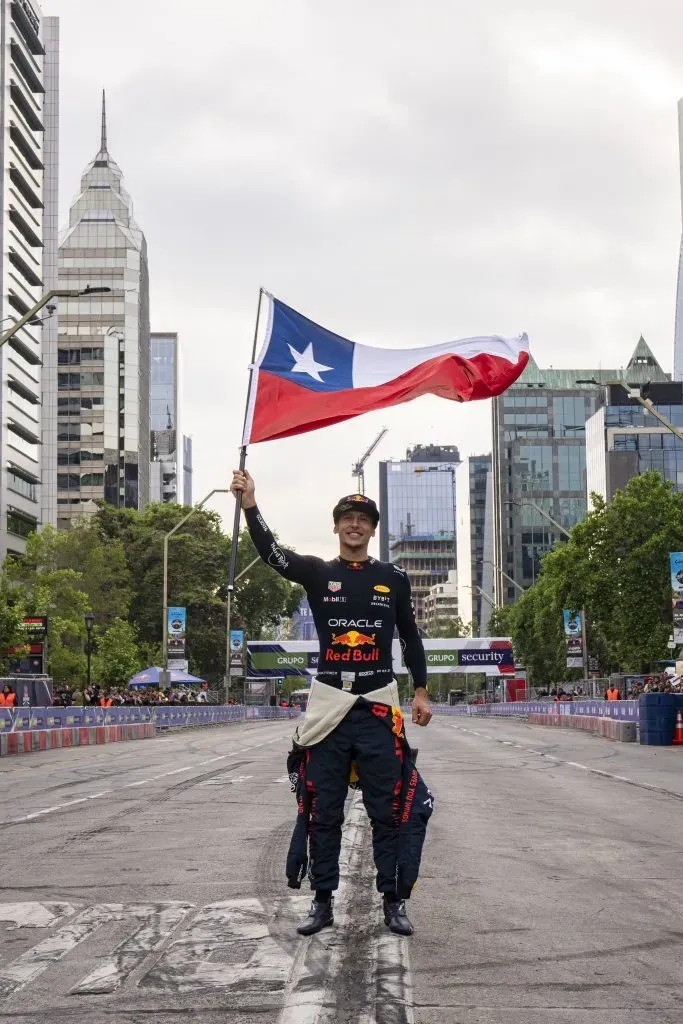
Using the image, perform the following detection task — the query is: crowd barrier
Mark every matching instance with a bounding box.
[0,704,300,756]
[402,700,641,721]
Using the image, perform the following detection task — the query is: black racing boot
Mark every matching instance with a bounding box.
[297,899,334,936]
[383,895,414,936]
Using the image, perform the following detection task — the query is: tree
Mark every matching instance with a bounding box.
[93,619,143,689]
[499,471,683,683]
[92,503,304,684]
[0,574,25,674]
[427,615,471,639]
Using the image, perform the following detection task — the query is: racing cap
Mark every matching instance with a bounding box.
[332,493,380,526]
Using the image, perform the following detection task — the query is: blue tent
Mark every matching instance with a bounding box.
[129,666,206,689]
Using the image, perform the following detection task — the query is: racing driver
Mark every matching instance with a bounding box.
[231,469,433,937]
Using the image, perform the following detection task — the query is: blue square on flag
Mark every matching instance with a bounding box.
[260,299,354,393]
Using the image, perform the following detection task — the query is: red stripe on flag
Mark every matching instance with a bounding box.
[249,349,528,444]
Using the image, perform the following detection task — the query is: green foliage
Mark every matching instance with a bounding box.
[0,575,25,674]
[503,471,683,685]
[426,615,471,639]
[2,504,303,689]
[93,619,143,689]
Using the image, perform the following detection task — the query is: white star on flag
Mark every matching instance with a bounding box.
[287,342,333,383]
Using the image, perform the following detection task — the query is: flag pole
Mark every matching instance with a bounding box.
[225,288,265,692]
[228,284,264,589]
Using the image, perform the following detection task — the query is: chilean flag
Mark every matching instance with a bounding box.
[243,294,530,445]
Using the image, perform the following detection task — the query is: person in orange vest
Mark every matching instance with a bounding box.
[0,685,17,707]
[100,694,113,708]
[606,686,621,701]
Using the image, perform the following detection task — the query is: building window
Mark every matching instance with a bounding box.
[7,512,37,539]
[7,472,37,502]
[57,473,80,490]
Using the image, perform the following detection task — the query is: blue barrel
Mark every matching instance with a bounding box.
[639,693,676,745]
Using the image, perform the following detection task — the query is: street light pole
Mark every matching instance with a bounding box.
[483,560,524,594]
[84,612,95,706]
[0,286,111,351]
[162,489,231,677]
[224,554,261,696]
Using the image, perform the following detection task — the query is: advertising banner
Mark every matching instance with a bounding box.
[230,629,244,667]
[392,638,514,676]
[563,609,584,669]
[248,638,516,677]
[247,641,318,677]
[669,552,683,644]
[167,607,186,658]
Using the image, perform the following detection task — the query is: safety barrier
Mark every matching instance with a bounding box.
[527,712,637,742]
[0,704,300,757]
[403,700,641,721]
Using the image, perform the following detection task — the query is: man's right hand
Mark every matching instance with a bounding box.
[231,469,256,509]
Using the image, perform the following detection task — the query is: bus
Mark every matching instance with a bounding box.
[288,689,310,711]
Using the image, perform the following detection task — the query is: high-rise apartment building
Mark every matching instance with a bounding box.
[149,331,192,505]
[0,1,58,559]
[491,338,669,605]
[51,95,150,529]
[456,454,494,636]
[674,99,683,381]
[586,381,683,501]
[378,444,459,627]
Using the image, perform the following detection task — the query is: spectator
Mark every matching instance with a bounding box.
[0,684,17,707]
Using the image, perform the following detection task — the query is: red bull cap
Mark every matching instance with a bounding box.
[333,494,380,526]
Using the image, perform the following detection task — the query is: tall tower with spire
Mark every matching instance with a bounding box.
[674,99,683,381]
[50,93,151,527]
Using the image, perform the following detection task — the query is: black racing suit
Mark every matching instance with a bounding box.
[245,505,433,898]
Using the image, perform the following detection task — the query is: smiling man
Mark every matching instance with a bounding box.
[231,469,433,937]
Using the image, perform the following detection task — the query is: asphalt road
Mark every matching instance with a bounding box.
[1,714,682,1023]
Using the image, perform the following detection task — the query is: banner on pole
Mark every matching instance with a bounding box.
[563,609,583,668]
[669,552,683,644]
[167,607,186,658]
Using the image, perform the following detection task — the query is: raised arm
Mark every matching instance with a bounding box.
[231,469,320,587]
[395,568,432,727]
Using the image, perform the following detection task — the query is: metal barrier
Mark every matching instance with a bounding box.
[402,700,641,721]
[2,704,300,734]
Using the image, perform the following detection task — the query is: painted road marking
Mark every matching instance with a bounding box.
[0,903,76,930]
[278,793,365,1024]
[445,721,683,799]
[141,899,291,993]
[200,774,253,787]
[0,731,293,827]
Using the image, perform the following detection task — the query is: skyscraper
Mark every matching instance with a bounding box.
[456,454,494,636]
[150,331,192,504]
[378,444,459,627]
[586,381,683,500]
[52,94,150,529]
[0,1,59,559]
[491,338,669,605]
[674,99,683,382]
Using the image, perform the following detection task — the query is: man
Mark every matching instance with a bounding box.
[231,469,433,938]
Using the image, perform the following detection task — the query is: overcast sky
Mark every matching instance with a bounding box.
[43,0,683,558]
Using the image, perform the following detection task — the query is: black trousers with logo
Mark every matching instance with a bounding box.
[304,699,405,894]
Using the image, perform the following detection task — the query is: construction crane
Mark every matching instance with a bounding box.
[352,428,388,494]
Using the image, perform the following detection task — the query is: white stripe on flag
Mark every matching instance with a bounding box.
[351,333,529,388]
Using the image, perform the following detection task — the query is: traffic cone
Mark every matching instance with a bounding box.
[673,709,683,746]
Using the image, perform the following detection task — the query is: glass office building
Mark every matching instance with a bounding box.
[52,94,150,529]
[456,454,494,636]
[586,382,683,501]
[379,444,459,627]
[491,337,669,605]
[149,332,192,505]
[0,2,59,559]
